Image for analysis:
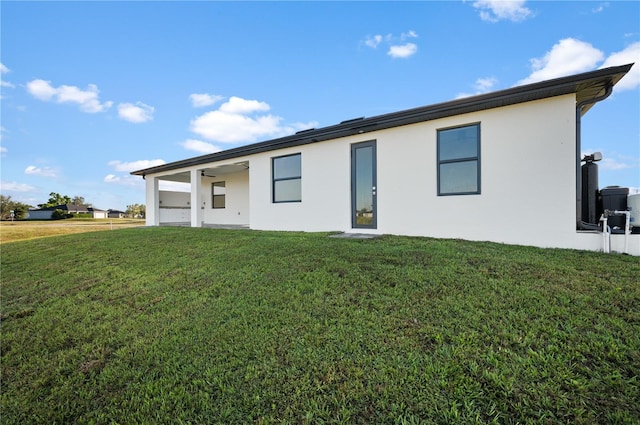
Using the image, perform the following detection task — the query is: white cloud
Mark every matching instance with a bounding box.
[25,79,113,113]
[592,2,609,13]
[599,42,640,92]
[401,30,418,40]
[105,159,157,186]
[57,84,113,112]
[1,64,15,88]
[473,0,533,22]
[517,38,604,85]
[26,79,57,100]
[474,77,498,93]
[219,96,270,114]
[281,121,320,135]
[364,35,383,48]
[191,110,282,143]
[516,39,639,91]
[0,146,7,157]
[180,139,222,154]
[106,159,163,186]
[364,32,418,59]
[108,159,166,172]
[388,43,418,59]
[189,96,316,144]
[582,149,639,171]
[103,174,142,186]
[24,165,57,177]
[1,181,36,192]
[0,62,13,87]
[190,93,225,108]
[117,102,154,123]
[599,158,632,171]
[456,76,499,99]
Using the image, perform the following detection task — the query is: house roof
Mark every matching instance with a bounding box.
[131,63,633,177]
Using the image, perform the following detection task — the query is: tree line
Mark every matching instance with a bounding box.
[0,192,145,220]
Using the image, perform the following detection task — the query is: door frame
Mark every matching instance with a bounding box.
[351,140,377,229]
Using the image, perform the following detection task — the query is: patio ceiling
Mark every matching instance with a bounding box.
[156,161,249,183]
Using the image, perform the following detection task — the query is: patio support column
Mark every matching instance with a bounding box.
[145,175,160,226]
[190,169,203,227]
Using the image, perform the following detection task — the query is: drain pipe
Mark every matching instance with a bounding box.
[600,210,631,254]
[576,83,613,229]
[619,210,631,255]
[614,210,631,255]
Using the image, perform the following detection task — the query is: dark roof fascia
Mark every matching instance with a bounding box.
[131,63,633,177]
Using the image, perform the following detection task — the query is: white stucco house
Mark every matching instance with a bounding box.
[132,64,639,255]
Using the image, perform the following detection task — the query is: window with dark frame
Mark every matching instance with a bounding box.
[437,123,481,196]
[212,181,226,208]
[272,153,301,203]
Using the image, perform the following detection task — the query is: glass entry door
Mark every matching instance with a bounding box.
[351,141,377,229]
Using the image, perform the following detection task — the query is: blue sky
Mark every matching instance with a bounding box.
[1,1,638,211]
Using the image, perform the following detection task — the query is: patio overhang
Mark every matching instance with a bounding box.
[152,161,250,183]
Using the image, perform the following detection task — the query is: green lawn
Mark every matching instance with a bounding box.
[0,219,145,243]
[1,227,639,424]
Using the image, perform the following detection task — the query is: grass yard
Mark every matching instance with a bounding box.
[0,219,145,243]
[1,227,639,424]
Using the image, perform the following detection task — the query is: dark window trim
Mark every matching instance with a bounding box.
[437,122,481,196]
[212,181,226,209]
[272,153,302,203]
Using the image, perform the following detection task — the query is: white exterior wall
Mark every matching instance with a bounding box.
[246,94,639,254]
[158,190,190,223]
[248,96,576,243]
[142,93,639,255]
[202,170,250,225]
[249,139,351,232]
[159,208,190,223]
[159,190,191,207]
[381,96,578,247]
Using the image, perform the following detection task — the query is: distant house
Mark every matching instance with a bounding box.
[108,209,129,219]
[26,204,108,220]
[132,64,638,255]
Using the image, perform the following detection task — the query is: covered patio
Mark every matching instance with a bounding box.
[144,161,250,228]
